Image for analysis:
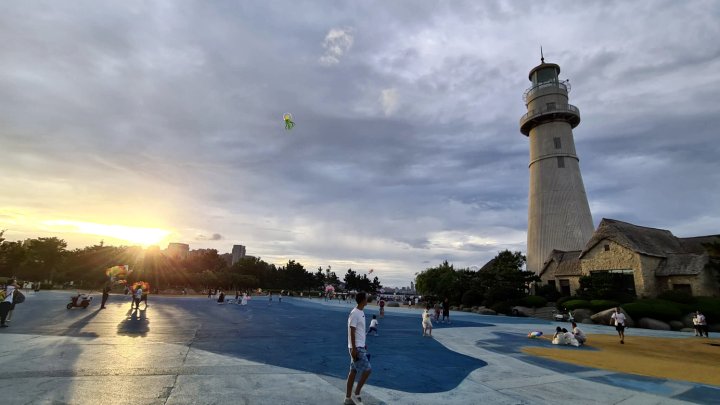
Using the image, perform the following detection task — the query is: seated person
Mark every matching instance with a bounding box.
[571,322,586,345]
[562,327,580,347]
[552,326,567,345]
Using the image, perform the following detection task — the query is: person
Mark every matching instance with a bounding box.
[367,315,379,336]
[141,289,149,308]
[552,326,567,345]
[378,298,385,318]
[240,292,248,305]
[610,307,626,344]
[1,279,18,327]
[571,322,587,345]
[562,327,579,347]
[100,282,111,309]
[442,297,451,324]
[433,301,441,322]
[696,311,709,338]
[279,291,282,303]
[268,292,273,304]
[217,291,225,304]
[345,292,371,405]
[422,306,433,337]
[132,286,142,310]
[207,289,212,299]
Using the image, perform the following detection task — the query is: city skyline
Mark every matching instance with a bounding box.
[1,2,719,286]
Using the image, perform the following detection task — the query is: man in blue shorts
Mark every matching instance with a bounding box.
[345,292,371,405]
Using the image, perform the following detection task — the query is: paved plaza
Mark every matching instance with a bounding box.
[0,291,718,404]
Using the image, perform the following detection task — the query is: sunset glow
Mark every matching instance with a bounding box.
[42,220,171,246]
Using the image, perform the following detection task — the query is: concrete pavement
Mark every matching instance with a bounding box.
[0,291,718,404]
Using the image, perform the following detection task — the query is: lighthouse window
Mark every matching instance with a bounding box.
[557,156,565,168]
[553,137,562,149]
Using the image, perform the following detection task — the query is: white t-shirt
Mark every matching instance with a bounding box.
[134,288,143,299]
[697,314,706,325]
[347,307,366,348]
[3,286,15,303]
[573,326,586,339]
[611,312,626,326]
[369,319,378,329]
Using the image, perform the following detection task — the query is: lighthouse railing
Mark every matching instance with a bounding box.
[523,79,571,103]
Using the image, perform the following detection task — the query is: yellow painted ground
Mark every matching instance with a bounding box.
[522,334,720,386]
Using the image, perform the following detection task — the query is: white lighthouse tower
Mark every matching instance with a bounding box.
[520,55,594,274]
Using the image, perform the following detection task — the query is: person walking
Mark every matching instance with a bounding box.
[610,307,626,344]
[696,311,709,338]
[442,297,451,324]
[1,279,18,327]
[345,292,371,405]
[132,286,143,310]
[100,282,111,309]
[422,306,433,337]
[378,298,385,319]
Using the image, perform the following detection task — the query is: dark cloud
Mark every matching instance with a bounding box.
[1,1,719,286]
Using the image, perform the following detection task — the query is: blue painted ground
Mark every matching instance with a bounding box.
[190,298,488,393]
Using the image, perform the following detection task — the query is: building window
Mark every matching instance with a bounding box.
[557,156,565,168]
[547,102,556,111]
[672,284,692,295]
[554,137,561,149]
[604,244,610,251]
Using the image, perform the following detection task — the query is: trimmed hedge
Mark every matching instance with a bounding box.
[563,299,591,311]
[491,301,512,315]
[520,295,548,308]
[589,300,620,313]
[622,299,683,322]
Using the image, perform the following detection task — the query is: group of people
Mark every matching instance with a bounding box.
[551,322,587,346]
[693,310,709,337]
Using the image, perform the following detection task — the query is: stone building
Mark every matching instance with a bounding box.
[539,218,720,298]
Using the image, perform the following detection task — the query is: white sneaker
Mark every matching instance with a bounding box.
[343,398,354,405]
[352,393,364,405]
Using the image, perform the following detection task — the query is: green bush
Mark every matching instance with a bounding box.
[520,295,548,308]
[461,290,483,307]
[622,299,683,322]
[491,301,512,315]
[556,295,579,309]
[657,290,694,304]
[563,299,591,310]
[589,300,620,313]
[693,297,720,320]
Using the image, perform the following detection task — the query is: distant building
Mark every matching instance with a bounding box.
[231,245,246,266]
[165,243,189,260]
[539,218,720,298]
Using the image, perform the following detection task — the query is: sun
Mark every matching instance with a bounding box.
[43,220,171,246]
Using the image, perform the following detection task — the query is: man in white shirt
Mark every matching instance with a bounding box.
[610,307,627,344]
[345,292,371,405]
[696,311,709,338]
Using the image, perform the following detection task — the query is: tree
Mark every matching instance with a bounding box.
[415,261,459,301]
[476,250,538,305]
[19,237,67,282]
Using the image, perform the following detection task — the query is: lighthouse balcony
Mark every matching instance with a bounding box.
[520,103,580,136]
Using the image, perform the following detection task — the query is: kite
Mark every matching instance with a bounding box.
[528,331,543,339]
[132,281,150,292]
[105,265,132,280]
[283,113,295,130]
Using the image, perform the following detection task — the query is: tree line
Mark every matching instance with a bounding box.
[0,231,382,293]
[415,250,540,312]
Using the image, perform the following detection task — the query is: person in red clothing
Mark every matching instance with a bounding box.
[378,298,385,318]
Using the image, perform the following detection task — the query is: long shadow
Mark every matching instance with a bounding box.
[190,299,488,393]
[117,308,150,337]
[59,309,101,338]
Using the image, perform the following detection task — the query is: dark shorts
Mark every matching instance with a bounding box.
[349,347,371,373]
[615,324,625,332]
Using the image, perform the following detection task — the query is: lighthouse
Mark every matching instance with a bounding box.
[520,56,594,274]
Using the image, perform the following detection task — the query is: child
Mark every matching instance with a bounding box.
[367,315,379,336]
[571,322,587,345]
[422,307,433,337]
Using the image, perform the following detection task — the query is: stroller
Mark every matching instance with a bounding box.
[67,293,93,309]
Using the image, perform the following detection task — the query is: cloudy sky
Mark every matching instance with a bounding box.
[1,1,719,286]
